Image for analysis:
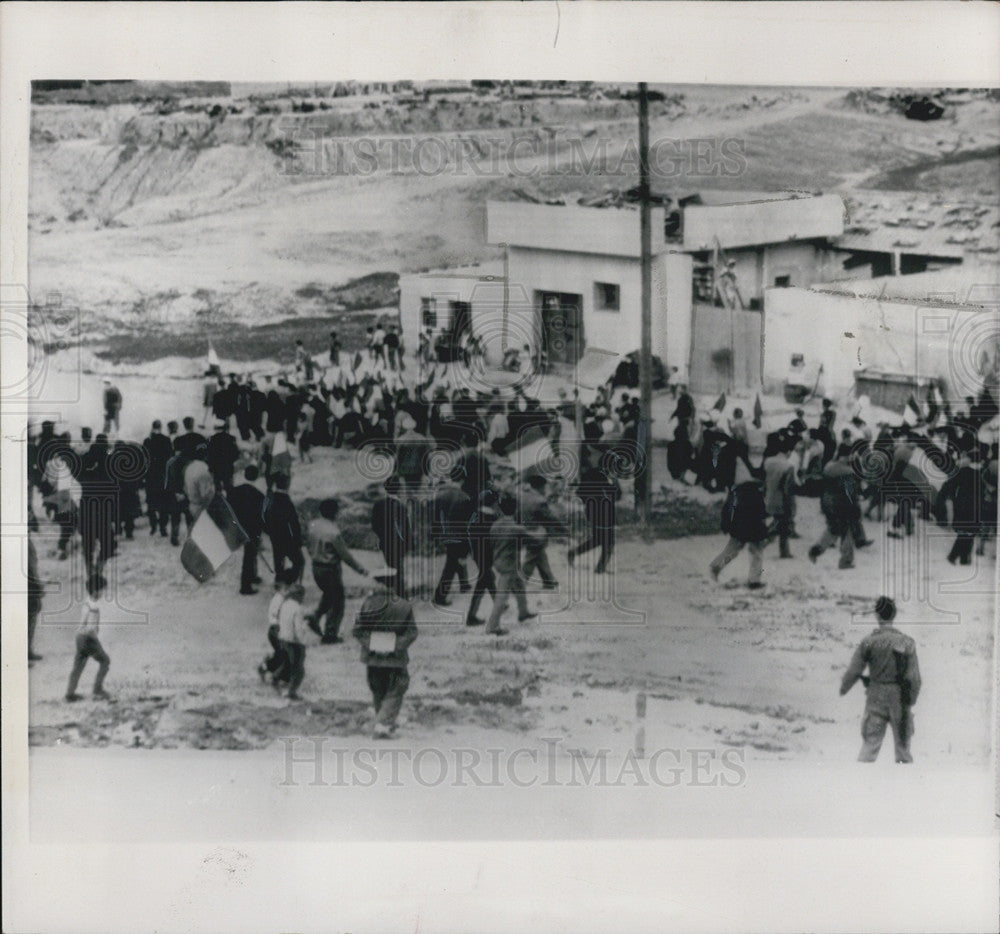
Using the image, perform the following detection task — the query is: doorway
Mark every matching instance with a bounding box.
[538,291,584,365]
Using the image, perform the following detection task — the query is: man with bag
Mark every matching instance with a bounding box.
[352,568,418,738]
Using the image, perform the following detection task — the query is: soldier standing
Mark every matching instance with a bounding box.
[840,597,921,763]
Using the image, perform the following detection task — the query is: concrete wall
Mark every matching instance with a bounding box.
[488,201,666,257]
[682,193,844,251]
[763,286,998,401]
[505,246,693,377]
[398,267,502,352]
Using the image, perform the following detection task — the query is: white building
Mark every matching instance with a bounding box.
[397,191,993,395]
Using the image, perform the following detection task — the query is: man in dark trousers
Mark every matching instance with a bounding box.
[262,472,304,584]
[306,497,369,644]
[568,462,620,575]
[264,377,286,435]
[840,596,921,763]
[431,468,472,606]
[809,444,861,569]
[102,378,122,436]
[485,494,537,636]
[352,568,418,738]
[143,420,173,537]
[205,420,240,495]
[229,465,266,595]
[371,476,411,597]
[518,472,562,590]
[77,434,117,576]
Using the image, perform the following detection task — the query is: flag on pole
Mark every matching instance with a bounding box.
[712,392,726,412]
[752,393,763,429]
[902,395,922,427]
[353,350,364,372]
[181,494,249,582]
[207,340,221,373]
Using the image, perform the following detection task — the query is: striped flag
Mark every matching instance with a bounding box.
[752,393,763,429]
[902,395,922,427]
[181,493,249,583]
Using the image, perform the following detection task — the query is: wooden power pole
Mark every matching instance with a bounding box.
[638,82,654,530]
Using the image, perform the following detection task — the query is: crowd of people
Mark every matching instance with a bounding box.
[24,329,998,745]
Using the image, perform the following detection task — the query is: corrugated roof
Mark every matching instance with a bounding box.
[834,192,1000,259]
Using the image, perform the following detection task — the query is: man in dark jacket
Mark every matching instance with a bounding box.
[809,444,861,569]
[371,476,411,597]
[174,417,206,460]
[945,451,982,565]
[229,464,266,594]
[78,434,117,575]
[709,457,768,588]
[430,470,472,606]
[205,421,240,495]
[142,420,173,537]
[568,463,620,575]
[262,472,304,584]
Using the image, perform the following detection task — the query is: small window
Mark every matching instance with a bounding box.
[421,297,437,328]
[594,282,620,312]
[774,275,791,288]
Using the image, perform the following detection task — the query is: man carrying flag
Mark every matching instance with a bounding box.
[181,492,250,583]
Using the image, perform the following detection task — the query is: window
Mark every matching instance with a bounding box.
[421,297,437,328]
[774,274,791,288]
[594,282,620,312]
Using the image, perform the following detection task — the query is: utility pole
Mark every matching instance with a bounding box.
[638,82,653,531]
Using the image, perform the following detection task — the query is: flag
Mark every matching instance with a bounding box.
[712,392,726,412]
[353,350,364,372]
[902,395,922,427]
[207,340,220,372]
[752,394,763,429]
[181,494,249,583]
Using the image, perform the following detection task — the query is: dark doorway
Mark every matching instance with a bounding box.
[449,300,471,341]
[539,291,584,364]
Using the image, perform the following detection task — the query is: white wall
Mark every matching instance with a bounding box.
[506,246,693,376]
[398,269,500,351]
[763,286,996,400]
[682,194,844,251]
[488,201,666,257]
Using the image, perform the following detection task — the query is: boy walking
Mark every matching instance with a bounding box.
[278,582,308,701]
[352,568,418,738]
[66,573,111,701]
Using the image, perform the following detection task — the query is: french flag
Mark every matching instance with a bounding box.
[181,493,249,583]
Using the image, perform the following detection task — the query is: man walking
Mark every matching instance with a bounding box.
[352,568,418,738]
[809,444,861,569]
[102,378,122,436]
[263,473,304,584]
[306,498,369,644]
[840,596,921,763]
[143,420,173,538]
[371,476,411,597]
[485,494,537,635]
[229,465,266,595]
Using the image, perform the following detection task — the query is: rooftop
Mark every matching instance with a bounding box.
[834,191,1000,259]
